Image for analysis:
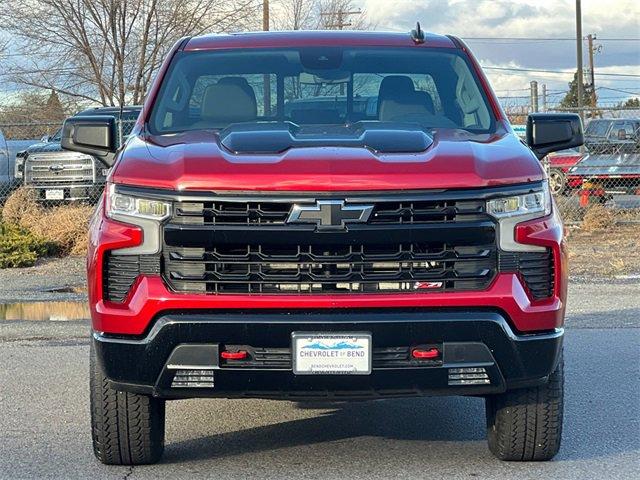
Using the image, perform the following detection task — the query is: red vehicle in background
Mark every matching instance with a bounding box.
[546,148,583,195]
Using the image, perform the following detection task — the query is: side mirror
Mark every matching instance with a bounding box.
[617,129,627,140]
[61,115,117,166]
[40,135,50,143]
[526,113,584,160]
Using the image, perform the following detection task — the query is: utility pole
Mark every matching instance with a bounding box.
[262,0,269,30]
[587,33,597,108]
[530,80,539,113]
[263,0,271,116]
[541,84,547,112]
[575,0,584,121]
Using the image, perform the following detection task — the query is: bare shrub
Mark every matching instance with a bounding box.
[1,188,92,256]
[1,188,40,225]
[27,205,93,255]
[581,204,615,232]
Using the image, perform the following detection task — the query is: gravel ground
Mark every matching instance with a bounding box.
[0,256,86,303]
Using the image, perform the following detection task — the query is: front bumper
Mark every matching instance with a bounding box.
[27,183,105,202]
[94,309,563,400]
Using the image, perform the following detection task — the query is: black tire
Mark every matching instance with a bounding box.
[90,342,166,465]
[485,352,564,461]
[548,168,566,195]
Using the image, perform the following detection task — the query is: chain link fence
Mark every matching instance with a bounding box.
[1,106,638,271]
[1,119,137,206]
[507,105,640,226]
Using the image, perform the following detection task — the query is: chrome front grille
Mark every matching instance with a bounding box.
[24,152,94,185]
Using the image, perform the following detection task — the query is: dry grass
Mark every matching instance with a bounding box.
[1,187,40,225]
[1,188,92,256]
[580,204,616,232]
[567,224,640,277]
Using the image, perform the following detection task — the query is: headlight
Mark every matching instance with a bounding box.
[487,182,551,218]
[106,184,171,220]
[488,182,553,252]
[105,184,171,255]
[14,157,24,179]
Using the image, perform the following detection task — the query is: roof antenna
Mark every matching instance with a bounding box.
[411,22,425,44]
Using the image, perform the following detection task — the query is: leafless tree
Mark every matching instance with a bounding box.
[271,0,371,31]
[271,0,318,30]
[0,0,261,106]
[317,0,372,30]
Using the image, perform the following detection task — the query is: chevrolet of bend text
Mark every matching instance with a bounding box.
[61,26,583,465]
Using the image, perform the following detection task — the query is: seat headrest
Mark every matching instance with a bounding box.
[217,77,256,101]
[201,82,257,125]
[377,75,436,121]
[378,76,416,100]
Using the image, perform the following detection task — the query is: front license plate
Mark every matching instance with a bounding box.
[292,332,372,375]
[45,189,64,200]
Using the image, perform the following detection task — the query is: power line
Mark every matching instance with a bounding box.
[597,86,640,95]
[463,37,640,41]
[482,66,640,78]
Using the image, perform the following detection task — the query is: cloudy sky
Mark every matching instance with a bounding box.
[360,0,640,105]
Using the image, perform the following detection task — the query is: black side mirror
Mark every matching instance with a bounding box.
[61,115,118,166]
[617,129,627,140]
[526,113,584,160]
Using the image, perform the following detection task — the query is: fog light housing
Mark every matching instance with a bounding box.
[448,367,490,385]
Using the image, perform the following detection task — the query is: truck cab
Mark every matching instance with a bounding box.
[62,29,583,465]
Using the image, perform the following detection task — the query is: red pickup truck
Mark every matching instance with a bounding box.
[62,28,582,465]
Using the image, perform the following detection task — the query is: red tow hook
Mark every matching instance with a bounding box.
[220,350,248,360]
[411,347,440,359]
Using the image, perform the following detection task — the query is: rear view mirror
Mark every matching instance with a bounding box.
[61,115,118,166]
[526,113,584,160]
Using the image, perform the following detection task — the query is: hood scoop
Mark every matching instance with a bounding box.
[219,121,434,155]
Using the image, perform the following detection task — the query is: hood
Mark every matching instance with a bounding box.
[24,141,63,154]
[112,129,544,192]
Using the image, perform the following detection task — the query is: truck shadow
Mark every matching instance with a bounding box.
[161,327,639,465]
[162,395,487,463]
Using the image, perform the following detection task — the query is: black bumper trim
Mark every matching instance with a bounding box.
[94,309,562,400]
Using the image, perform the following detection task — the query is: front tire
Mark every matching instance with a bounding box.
[90,342,166,465]
[549,169,567,195]
[485,352,564,461]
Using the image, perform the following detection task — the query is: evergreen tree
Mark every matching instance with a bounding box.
[45,90,66,121]
[618,97,640,108]
[559,72,595,108]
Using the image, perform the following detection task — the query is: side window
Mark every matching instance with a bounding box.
[611,121,637,140]
[451,56,490,129]
[608,121,626,139]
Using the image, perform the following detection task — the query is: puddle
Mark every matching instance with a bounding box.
[0,302,90,321]
[43,286,86,294]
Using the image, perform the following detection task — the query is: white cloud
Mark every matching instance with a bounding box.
[358,0,639,102]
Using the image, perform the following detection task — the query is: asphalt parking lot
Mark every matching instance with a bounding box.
[1,279,639,479]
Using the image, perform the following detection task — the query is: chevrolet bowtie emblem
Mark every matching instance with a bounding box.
[287,200,373,230]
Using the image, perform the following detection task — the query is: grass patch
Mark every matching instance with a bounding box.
[0,221,55,268]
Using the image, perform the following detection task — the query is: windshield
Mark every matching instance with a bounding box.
[149,47,495,135]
